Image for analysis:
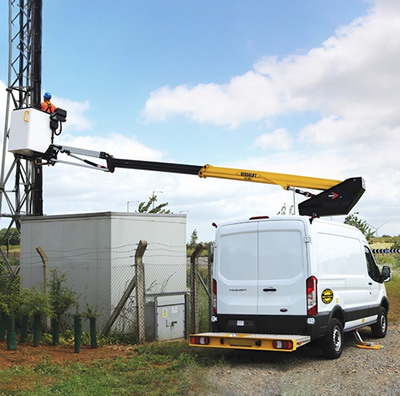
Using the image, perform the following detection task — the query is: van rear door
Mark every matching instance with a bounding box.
[216,219,308,317]
[257,219,308,316]
[217,221,258,315]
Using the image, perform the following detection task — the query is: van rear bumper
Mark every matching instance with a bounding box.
[190,332,311,352]
[213,314,330,340]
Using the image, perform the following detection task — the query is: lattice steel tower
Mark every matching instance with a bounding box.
[0,0,43,275]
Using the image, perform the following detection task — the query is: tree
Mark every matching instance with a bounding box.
[189,229,198,248]
[137,195,171,214]
[0,267,22,315]
[391,239,400,250]
[0,228,20,245]
[344,212,375,242]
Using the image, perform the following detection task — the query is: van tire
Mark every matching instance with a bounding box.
[320,318,344,359]
[370,307,387,338]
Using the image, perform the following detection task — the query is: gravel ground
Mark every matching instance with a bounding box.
[199,324,400,396]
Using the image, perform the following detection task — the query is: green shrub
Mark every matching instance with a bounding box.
[20,286,51,317]
[0,269,22,315]
[49,269,77,322]
[376,255,400,271]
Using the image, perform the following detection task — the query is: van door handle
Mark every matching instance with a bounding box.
[368,282,372,285]
[263,288,277,292]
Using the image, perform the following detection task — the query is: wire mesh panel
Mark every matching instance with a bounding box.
[19,212,187,339]
[142,242,187,341]
[188,244,213,334]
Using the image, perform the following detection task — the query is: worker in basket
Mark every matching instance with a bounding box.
[40,92,56,113]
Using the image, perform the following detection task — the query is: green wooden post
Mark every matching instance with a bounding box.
[74,316,82,353]
[0,313,6,341]
[90,317,97,348]
[20,315,28,343]
[52,318,60,345]
[33,314,41,347]
[6,314,17,350]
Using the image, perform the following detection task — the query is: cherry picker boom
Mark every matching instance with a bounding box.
[8,107,365,218]
[42,144,365,218]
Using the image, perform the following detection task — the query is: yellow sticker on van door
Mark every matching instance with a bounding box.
[322,289,333,304]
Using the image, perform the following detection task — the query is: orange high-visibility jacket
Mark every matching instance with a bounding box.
[41,100,56,113]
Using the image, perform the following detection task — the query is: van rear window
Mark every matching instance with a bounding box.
[258,230,304,280]
[218,230,304,281]
[219,231,258,281]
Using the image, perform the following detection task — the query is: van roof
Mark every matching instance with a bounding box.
[216,215,367,242]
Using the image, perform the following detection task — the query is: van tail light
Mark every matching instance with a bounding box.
[212,279,217,315]
[306,276,318,316]
[190,336,210,345]
[272,340,293,350]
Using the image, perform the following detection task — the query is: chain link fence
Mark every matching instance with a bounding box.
[20,238,213,343]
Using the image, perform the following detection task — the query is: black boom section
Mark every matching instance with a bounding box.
[102,154,202,175]
[298,177,365,217]
[100,151,364,218]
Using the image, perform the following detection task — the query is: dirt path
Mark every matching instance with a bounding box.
[0,342,134,370]
[201,324,400,396]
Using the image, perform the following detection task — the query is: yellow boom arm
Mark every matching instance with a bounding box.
[47,146,365,217]
[198,165,341,191]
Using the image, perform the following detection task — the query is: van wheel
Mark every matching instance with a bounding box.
[371,307,387,338]
[320,318,344,359]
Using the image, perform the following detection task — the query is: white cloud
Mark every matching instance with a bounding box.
[254,128,293,151]
[0,86,92,133]
[57,133,163,161]
[143,0,400,134]
[43,134,169,213]
[53,97,93,131]
[143,72,281,128]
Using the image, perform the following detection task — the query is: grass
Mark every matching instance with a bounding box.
[370,242,392,249]
[0,277,398,395]
[375,254,400,322]
[0,342,213,395]
[386,274,400,323]
[0,242,398,395]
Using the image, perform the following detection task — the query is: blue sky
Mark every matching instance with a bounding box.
[1,0,400,241]
[36,0,368,162]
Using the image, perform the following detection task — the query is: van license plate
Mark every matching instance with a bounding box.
[237,320,244,326]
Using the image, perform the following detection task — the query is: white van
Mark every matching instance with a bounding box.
[191,215,391,359]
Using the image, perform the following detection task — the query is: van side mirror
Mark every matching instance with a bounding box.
[381,265,391,282]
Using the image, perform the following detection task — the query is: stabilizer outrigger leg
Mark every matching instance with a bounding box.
[353,330,383,350]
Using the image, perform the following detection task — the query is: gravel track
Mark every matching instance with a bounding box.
[200,324,400,396]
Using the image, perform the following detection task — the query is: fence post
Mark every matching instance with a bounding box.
[102,240,147,336]
[190,243,206,334]
[36,246,48,290]
[207,243,214,329]
[135,240,147,344]
[36,247,50,331]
